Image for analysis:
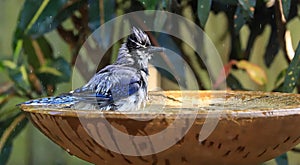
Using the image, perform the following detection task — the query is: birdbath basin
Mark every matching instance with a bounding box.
[19,90,300,165]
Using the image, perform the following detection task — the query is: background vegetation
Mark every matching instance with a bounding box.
[0,0,299,164]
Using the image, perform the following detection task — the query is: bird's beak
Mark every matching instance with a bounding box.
[148,46,164,54]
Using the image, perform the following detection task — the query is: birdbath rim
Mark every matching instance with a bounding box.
[19,90,300,119]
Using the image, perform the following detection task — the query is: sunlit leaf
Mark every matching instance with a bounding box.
[214,60,266,88]
[197,0,212,28]
[275,42,300,92]
[214,60,267,87]
[235,60,267,85]
[1,60,17,70]
[38,66,62,76]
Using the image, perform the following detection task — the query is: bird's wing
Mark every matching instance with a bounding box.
[72,65,143,107]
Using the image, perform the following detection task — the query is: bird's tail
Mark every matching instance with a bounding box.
[17,93,76,108]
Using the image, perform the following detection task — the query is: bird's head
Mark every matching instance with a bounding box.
[126,27,164,56]
[116,27,164,69]
[126,27,151,51]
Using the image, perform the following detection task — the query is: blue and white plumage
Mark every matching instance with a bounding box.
[20,27,164,111]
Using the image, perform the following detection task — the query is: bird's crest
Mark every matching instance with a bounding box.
[126,27,151,51]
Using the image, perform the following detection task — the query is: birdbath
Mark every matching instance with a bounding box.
[19,90,300,165]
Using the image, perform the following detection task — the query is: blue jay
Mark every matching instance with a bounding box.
[20,27,164,111]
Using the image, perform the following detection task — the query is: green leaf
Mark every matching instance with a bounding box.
[213,0,237,5]
[0,95,8,106]
[23,37,40,69]
[103,0,116,21]
[264,26,280,67]
[28,0,68,36]
[0,113,28,164]
[275,153,288,165]
[226,74,245,90]
[0,61,4,71]
[0,143,12,164]
[233,0,256,34]
[23,36,54,69]
[275,42,300,93]
[38,66,63,76]
[88,0,100,30]
[281,0,291,20]
[36,37,54,59]
[28,0,84,37]
[0,142,12,164]
[234,6,246,34]
[0,96,27,122]
[197,0,212,28]
[274,69,287,87]
[139,0,159,10]
[13,0,50,51]
[88,0,115,30]
[7,65,31,94]
[13,0,43,45]
[36,57,71,85]
[238,0,256,18]
[1,60,17,70]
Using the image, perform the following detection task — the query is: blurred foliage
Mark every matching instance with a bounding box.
[0,0,299,164]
